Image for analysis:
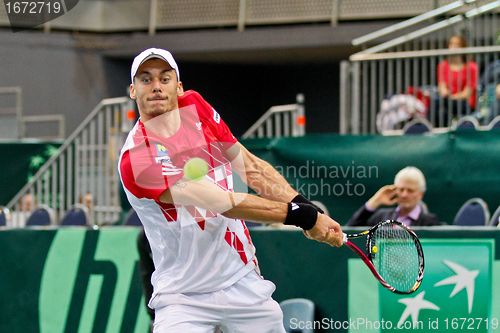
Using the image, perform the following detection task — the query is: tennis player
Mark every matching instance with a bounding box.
[119,48,343,332]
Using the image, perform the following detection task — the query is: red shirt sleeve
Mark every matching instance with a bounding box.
[180,90,237,146]
[467,61,478,109]
[120,146,183,202]
[467,61,478,90]
[437,60,448,85]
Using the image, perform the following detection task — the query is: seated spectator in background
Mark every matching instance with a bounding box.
[79,192,93,212]
[78,192,95,224]
[436,35,478,124]
[347,167,440,227]
[377,93,427,132]
[478,59,500,119]
[489,83,500,119]
[11,193,34,227]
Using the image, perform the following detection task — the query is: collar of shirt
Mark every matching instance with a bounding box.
[395,205,422,226]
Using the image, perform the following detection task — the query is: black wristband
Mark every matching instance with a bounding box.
[291,194,325,214]
[284,202,318,230]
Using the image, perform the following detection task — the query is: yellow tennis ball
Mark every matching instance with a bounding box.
[183,157,208,180]
[372,245,378,254]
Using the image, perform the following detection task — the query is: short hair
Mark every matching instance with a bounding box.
[394,166,426,192]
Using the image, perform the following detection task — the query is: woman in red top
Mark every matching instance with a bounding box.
[436,35,478,125]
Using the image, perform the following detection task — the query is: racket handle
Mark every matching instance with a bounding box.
[342,233,348,244]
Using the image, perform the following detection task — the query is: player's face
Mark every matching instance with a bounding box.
[395,178,423,211]
[130,59,182,122]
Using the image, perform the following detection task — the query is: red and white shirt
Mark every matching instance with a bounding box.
[119,90,258,298]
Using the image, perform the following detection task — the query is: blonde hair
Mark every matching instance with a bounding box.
[394,167,426,192]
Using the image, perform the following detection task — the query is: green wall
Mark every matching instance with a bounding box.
[0,141,61,205]
[0,227,499,333]
[241,131,500,224]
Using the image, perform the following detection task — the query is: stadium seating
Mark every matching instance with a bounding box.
[453,116,480,131]
[280,298,315,333]
[486,115,500,130]
[453,198,490,226]
[402,118,432,135]
[489,206,500,227]
[60,206,89,226]
[0,207,7,226]
[25,207,53,226]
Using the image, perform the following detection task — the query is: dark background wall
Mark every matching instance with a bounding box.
[0,31,112,137]
[181,62,340,135]
[105,58,340,135]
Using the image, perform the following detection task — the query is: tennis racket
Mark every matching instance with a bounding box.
[343,220,424,294]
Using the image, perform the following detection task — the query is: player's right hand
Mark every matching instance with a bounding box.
[304,214,343,247]
[366,184,398,209]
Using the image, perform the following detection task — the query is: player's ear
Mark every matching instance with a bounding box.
[129,84,136,100]
[177,82,184,96]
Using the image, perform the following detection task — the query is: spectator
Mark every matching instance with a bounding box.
[80,192,93,212]
[11,193,34,227]
[78,192,94,224]
[347,167,440,227]
[478,60,500,119]
[436,35,478,125]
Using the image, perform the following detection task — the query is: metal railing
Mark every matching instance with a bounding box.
[6,97,134,227]
[21,114,66,139]
[242,94,306,139]
[340,46,500,134]
[0,87,67,140]
[352,1,500,55]
[352,0,476,47]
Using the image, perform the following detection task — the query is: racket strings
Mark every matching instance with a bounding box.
[371,223,421,293]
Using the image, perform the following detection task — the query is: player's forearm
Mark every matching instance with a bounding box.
[225,192,321,231]
[237,146,327,214]
[162,176,323,230]
[226,143,297,202]
[222,193,287,224]
[244,156,297,202]
[160,178,287,224]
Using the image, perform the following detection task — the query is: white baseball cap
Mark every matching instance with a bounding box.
[130,48,180,83]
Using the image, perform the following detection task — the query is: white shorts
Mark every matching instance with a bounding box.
[151,270,286,333]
